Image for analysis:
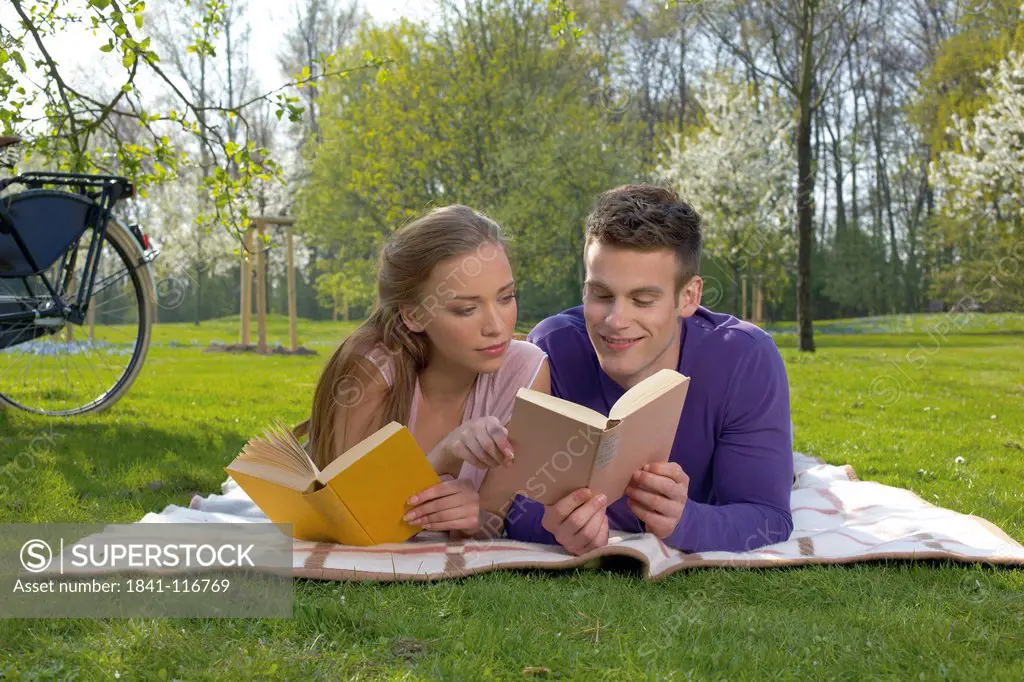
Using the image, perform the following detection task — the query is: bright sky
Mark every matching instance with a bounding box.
[1,0,439,114]
[224,0,439,91]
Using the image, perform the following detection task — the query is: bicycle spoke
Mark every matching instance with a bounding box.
[0,224,151,415]
[87,303,139,318]
[1,323,43,385]
[66,340,105,408]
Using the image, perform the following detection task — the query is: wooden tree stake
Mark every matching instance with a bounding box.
[256,220,268,353]
[240,227,253,346]
[287,224,298,352]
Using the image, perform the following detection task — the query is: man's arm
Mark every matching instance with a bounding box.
[505,490,609,555]
[665,338,794,553]
[504,495,557,544]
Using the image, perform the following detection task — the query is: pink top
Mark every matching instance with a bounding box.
[364,339,548,489]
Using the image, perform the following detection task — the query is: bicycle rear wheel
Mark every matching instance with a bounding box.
[0,219,154,416]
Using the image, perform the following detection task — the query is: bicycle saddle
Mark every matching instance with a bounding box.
[0,135,22,149]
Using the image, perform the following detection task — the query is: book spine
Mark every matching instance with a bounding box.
[593,422,621,471]
[306,486,374,545]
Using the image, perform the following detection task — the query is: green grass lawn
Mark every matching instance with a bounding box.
[1,313,1022,679]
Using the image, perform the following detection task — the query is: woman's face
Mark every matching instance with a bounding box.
[403,241,517,375]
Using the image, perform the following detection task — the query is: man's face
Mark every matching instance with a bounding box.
[582,240,702,388]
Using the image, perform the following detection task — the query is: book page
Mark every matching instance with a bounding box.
[223,467,332,541]
[478,398,599,514]
[236,422,318,480]
[608,369,688,421]
[590,378,689,501]
[226,458,314,493]
[592,421,621,470]
[515,388,609,430]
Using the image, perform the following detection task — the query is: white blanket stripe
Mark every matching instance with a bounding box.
[95,451,1023,581]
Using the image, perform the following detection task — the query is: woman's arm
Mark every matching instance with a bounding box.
[426,437,464,478]
[461,358,551,538]
[426,356,551,538]
[331,356,389,461]
[529,358,551,394]
[425,416,516,477]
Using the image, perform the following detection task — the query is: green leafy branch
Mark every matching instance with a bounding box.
[2,0,389,239]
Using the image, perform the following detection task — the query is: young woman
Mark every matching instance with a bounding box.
[307,205,550,539]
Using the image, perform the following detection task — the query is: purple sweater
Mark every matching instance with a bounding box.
[505,305,794,553]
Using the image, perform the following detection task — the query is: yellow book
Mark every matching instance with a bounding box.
[225,421,442,545]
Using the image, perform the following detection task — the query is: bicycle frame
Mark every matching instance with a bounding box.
[0,171,138,329]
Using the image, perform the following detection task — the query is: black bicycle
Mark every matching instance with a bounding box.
[0,135,159,416]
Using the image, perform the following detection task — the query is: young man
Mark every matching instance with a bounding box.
[505,184,793,555]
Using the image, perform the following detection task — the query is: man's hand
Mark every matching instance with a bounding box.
[404,479,480,532]
[541,488,609,556]
[625,462,689,539]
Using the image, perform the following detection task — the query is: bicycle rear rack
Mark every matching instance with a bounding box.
[0,172,137,327]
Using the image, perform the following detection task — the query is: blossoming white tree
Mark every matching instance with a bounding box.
[656,76,796,314]
[932,47,1024,311]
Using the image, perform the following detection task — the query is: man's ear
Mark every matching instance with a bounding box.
[676,276,702,318]
[399,303,426,333]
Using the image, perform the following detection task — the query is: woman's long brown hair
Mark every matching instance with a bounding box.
[307,205,508,470]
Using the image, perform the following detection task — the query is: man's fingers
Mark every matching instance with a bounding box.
[570,514,609,555]
[628,499,665,526]
[632,470,683,498]
[570,505,608,554]
[561,492,607,535]
[642,461,687,484]
[628,500,676,538]
[550,488,593,523]
[594,514,609,550]
[625,485,679,516]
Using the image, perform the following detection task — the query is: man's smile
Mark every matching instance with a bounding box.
[600,333,644,351]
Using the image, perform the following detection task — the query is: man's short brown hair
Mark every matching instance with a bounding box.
[584,184,703,291]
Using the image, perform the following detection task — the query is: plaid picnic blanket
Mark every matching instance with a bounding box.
[128,451,1024,581]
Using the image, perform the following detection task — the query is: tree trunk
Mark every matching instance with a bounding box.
[816,91,827,244]
[193,263,202,326]
[194,23,209,327]
[848,46,859,229]
[868,63,901,314]
[732,260,741,314]
[906,159,930,312]
[828,112,847,234]
[796,0,816,352]
[677,22,687,133]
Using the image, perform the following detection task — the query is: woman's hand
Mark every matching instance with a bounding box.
[437,416,514,470]
[404,478,481,532]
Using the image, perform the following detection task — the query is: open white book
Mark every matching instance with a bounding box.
[478,368,690,515]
